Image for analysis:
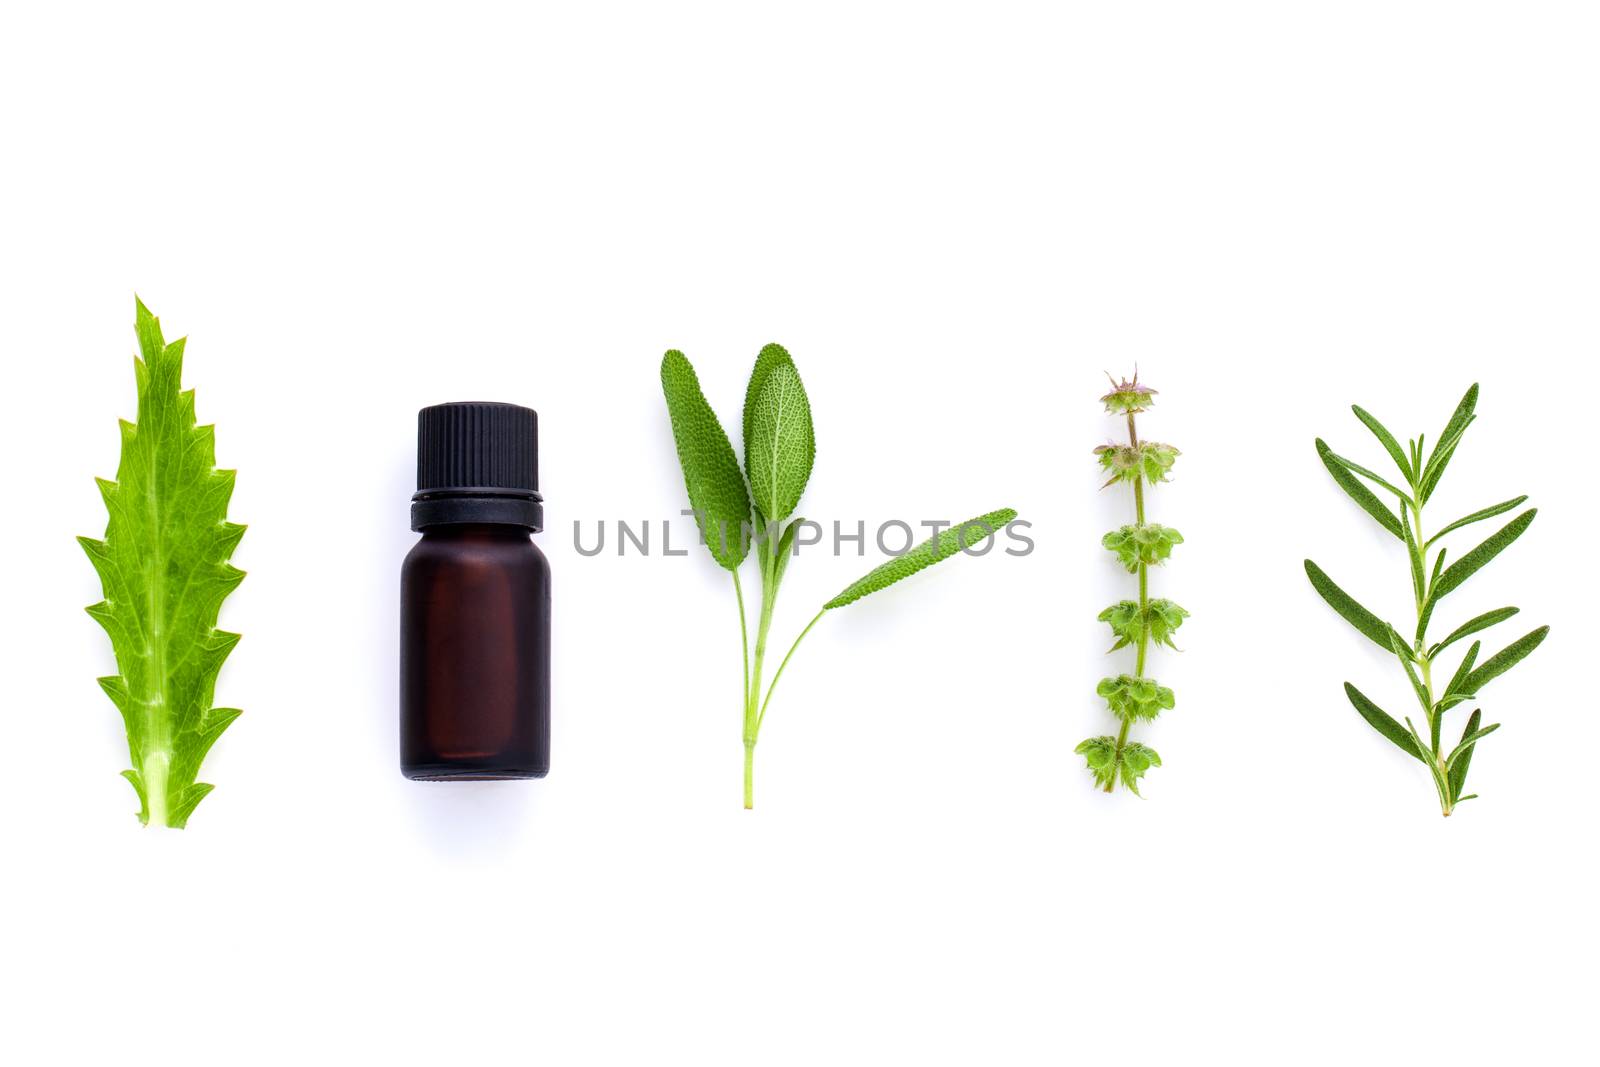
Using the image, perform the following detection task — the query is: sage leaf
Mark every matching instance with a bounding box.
[1344,683,1424,761]
[1430,510,1536,602]
[824,508,1016,609]
[770,516,801,589]
[742,343,815,523]
[661,349,752,570]
[1316,438,1402,538]
[1305,560,1400,652]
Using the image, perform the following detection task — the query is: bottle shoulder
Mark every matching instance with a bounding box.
[404,528,549,577]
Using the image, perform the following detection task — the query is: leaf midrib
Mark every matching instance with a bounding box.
[140,390,172,806]
[766,371,792,517]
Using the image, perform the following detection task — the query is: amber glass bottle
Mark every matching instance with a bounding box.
[401,402,550,780]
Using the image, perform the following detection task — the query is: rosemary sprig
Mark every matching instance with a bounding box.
[1305,384,1548,816]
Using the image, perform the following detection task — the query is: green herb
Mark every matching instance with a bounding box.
[1078,372,1186,795]
[660,344,1016,809]
[79,299,246,828]
[1305,384,1547,816]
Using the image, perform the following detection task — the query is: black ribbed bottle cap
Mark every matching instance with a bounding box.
[412,402,543,531]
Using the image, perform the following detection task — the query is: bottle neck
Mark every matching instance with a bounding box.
[411,490,542,532]
[419,522,533,540]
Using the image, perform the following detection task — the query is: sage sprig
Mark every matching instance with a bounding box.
[1305,384,1548,816]
[660,344,1017,809]
[1078,372,1186,795]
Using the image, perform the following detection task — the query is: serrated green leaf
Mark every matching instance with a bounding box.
[1430,510,1536,602]
[1352,404,1414,483]
[1424,495,1528,548]
[80,298,246,828]
[1305,560,1400,652]
[1462,626,1549,696]
[1343,683,1424,761]
[823,508,1016,610]
[1316,438,1402,538]
[660,349,752,570]
[1428,607,1518,659]
[742,344,814,524]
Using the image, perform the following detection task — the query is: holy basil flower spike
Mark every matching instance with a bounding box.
[1078,371,1188,796]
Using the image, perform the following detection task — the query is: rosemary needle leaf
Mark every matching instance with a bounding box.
[1462,626,1550,695]
[1343,682,1425,762]
[1429,607,1519,659]
[1444,719,1501,771]
[1441,640,1481,706]
[1424,495,1529,548]
[1305,560,1401,652]
[1448,709,1483,801]
[1352,404,1414,483]
[1419,383,1480,503]
[1430,510,1537,602]
[1323,448,1410,501]
[1315,438,1403,538]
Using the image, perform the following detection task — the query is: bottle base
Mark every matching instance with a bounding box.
[402,759,549,781]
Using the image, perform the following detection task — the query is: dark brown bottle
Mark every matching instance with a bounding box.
[401,402,550,780]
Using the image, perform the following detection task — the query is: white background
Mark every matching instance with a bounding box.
[2,3,1595,1064]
